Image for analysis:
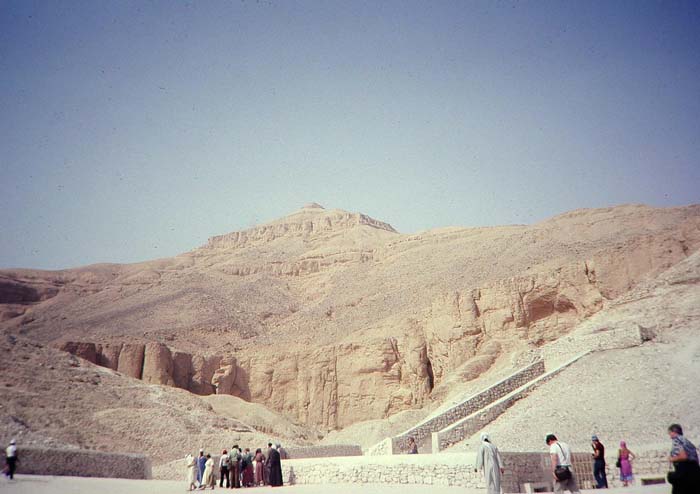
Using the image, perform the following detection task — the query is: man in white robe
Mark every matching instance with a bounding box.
[475,433,504,494]
[185,453,197,491]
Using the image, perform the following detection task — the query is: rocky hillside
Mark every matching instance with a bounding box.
[1,203,699,432]
[0,335,307,460]
[448,250,700,453]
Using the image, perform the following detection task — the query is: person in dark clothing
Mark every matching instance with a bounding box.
[264,442,273,485]
[267,444,283,487]
[219,449,230,488]
[591,435,608,489]
[668,424,700,494]
[231,445,241,488]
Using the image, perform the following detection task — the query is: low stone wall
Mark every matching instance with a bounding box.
[502,450,669,492]
[389,360,546,454]
[282,453,484,489]
[280,449,669,492]
[433,353,587,452]
[13,446,151,480]
[285,444,362,459]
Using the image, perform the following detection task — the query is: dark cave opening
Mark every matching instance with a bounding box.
[426,357,435,392]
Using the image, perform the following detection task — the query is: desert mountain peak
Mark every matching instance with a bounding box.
[204,205,397,249]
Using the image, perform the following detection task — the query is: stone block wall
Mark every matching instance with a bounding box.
[14,446,151,479]
[282,454,484,489]
[389,360,546,454]
[434,353,586,452]
[280,449,669,491]
[285,444,362,459]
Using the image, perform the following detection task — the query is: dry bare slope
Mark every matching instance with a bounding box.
[1,203,699,432]
[0,337,310,467]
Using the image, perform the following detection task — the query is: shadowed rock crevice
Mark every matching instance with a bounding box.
[425,357,434,392]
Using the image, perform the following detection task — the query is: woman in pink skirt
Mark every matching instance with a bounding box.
[254,448,266,486]
[618,440,636,486]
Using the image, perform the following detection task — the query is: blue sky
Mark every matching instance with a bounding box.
[1,0,699,269]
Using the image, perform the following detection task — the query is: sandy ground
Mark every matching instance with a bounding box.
[0,475,671,494]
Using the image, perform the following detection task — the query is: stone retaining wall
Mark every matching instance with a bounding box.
[501,450,669,492]
[388,360,546,454]
[285,444,362,459]
[433,353,587,452]
[13,446,151,479]
[282,453,484,489]
[280,449,669,492]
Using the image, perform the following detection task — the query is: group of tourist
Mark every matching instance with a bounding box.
[185,443,286,490]
[587,434,636,489]
[467,424,700,494]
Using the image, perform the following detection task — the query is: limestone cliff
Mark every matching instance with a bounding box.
[4,203,700,430]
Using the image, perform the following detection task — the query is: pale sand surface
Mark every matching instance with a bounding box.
[0,476,671,494]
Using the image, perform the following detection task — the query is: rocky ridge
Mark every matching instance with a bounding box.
[1,203,699,433]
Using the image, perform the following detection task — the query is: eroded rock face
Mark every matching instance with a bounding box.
[171,351,193,390]
[237,335,436,429]
[117,344,145,379]
[190,355,222,395]
[142,342,174,386]
[59,341,219,395]
[58,341,98,364]
[211,357,237,395]
[96,343,121,370]
[53,259,605,428]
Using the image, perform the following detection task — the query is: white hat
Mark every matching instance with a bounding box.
[199,448,204,453]
[10,439,16,445]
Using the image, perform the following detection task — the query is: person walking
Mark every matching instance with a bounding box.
[667,424,700,494]
[197,449,206,487]
[185,453,198,491]
[591,435,608,488]
[475,433,504,494]
[5,439,18,480]
[219,449,230,488]
[546,434,581,494]
[617,441,635,487]
[201,453,215,489]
